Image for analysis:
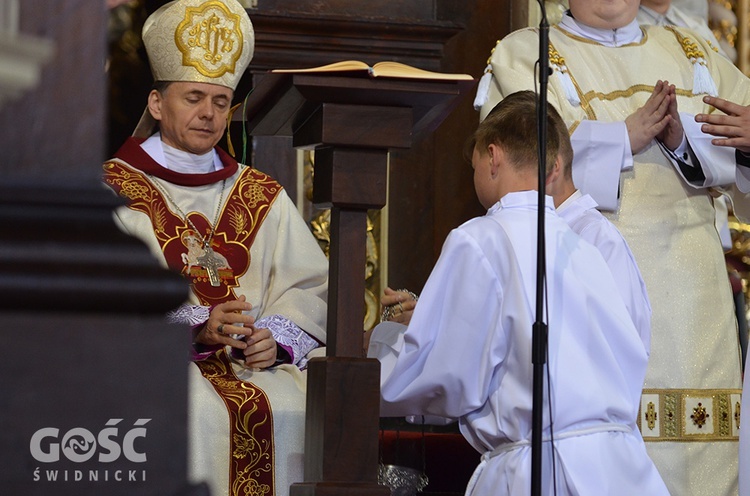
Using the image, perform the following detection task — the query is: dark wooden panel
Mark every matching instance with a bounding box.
[312,147,388,210]
[387,0,512,293]
[249,0,436,20]
[326,207,369,357]
[298,357,387,487]
[0,2,197,494]
[0,313,192,496]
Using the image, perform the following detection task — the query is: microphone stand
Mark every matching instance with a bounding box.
[531,2,549,496]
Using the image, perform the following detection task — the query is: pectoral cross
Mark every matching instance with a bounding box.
[197,245,224,287]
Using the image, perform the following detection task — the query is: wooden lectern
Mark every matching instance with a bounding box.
[244,72,474,495]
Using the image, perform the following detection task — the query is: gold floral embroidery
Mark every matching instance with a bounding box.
[197,350,275,496]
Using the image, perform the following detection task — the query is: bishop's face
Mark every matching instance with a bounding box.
[148,81,233,156]
[568,0,639,30]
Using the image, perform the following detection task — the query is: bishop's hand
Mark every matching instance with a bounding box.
[195,295,254,349]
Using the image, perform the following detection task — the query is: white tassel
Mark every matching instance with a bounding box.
[555,67,580,107]
[692,58,718,96]
[473,64,493,111]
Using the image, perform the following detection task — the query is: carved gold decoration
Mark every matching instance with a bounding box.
[726,214,750,322]
[709,0,739,60]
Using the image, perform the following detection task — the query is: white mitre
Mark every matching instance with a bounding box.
[134,0,255,137]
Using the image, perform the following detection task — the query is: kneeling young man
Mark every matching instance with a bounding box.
[367,92,667,495]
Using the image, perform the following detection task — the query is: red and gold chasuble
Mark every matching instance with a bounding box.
[103,140,282,495]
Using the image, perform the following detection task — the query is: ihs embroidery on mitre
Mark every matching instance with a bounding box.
[176,1,244,78]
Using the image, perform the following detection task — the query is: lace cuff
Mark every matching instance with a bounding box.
[166,304,210,326]
[166,304,219,361]
[255,314,319,368]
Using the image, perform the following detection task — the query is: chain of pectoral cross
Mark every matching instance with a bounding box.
[149,176,227,286]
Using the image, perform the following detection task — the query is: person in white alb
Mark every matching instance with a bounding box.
[367,92,668,496]
[530,91,653,353]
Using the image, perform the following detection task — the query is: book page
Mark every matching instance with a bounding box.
[271,60,473,81]
[371,61,473,81]
[271,60,371,74]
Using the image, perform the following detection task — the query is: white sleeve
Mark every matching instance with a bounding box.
[670,112,737,188]
[373,229,508,419]
[570,121,632,211]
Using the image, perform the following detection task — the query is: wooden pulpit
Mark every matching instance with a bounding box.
[244,72,474,495]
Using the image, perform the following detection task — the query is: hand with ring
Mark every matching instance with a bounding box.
[380,287,418,325]
[195,295,255,350]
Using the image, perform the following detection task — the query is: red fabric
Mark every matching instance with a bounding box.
[112,137,239,186]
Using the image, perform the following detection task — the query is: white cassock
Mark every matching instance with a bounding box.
[368,191,668,496]
[480,14,748,495]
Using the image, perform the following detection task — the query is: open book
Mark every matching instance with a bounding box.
[271,60,473,81]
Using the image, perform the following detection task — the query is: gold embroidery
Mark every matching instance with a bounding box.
[548,44,565,69]
[197,351,275,496]
[637,389,741,442]
[719,395,731,437]
[645,402,657,430]
[549,30,694,119]
[666,26,707,64]
[690,402,709,428]
[548,40,593,119]
[103,160,281,308]
[227,204,249,237]
[581,85,692,103]
[175,1,243,78]
[736,401,742,430]
[664,393,678,438]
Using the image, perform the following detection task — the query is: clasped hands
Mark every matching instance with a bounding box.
[626,80,684,154]
[194,295,278,369]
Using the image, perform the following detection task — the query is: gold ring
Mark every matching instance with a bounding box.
[217,324,225,335]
